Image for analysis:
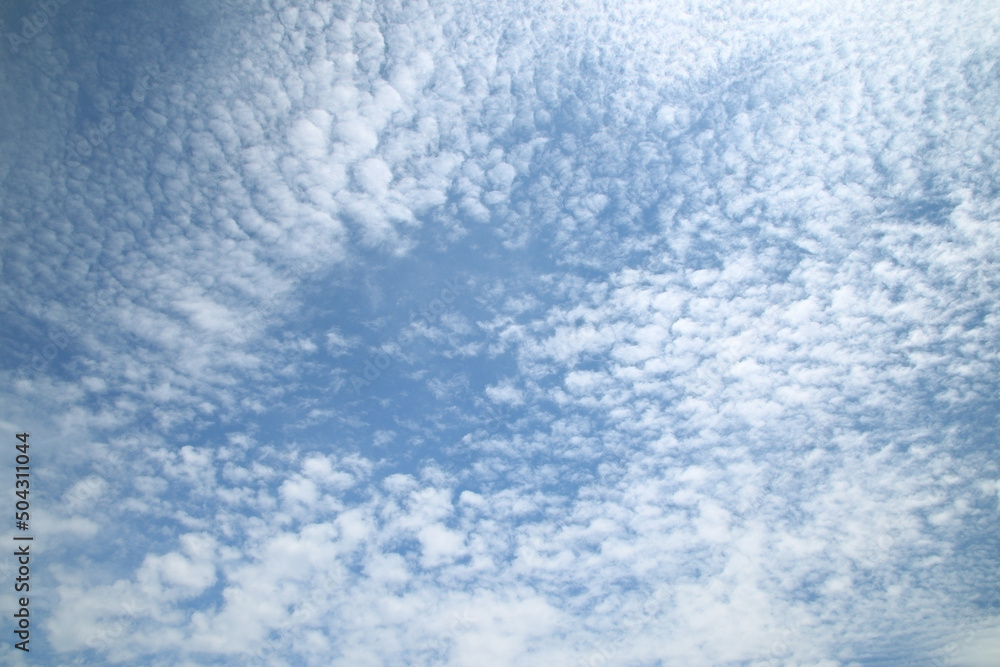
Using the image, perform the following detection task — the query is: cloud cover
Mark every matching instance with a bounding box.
[1,0,999,664]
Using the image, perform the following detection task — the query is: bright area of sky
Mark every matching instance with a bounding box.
[1,0,999,665]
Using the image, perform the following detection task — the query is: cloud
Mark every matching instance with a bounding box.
[2,0,999,664]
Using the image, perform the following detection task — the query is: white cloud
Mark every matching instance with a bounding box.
[3,0,999,664]
[952,619,1000,667]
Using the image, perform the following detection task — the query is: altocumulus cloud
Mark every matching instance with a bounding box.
[1,0,999,664]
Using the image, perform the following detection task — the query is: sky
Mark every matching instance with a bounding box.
[1,0,999,665]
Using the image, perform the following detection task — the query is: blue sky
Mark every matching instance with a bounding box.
[1,0,999,664]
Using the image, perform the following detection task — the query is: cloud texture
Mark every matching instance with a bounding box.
[1,0,999,664]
